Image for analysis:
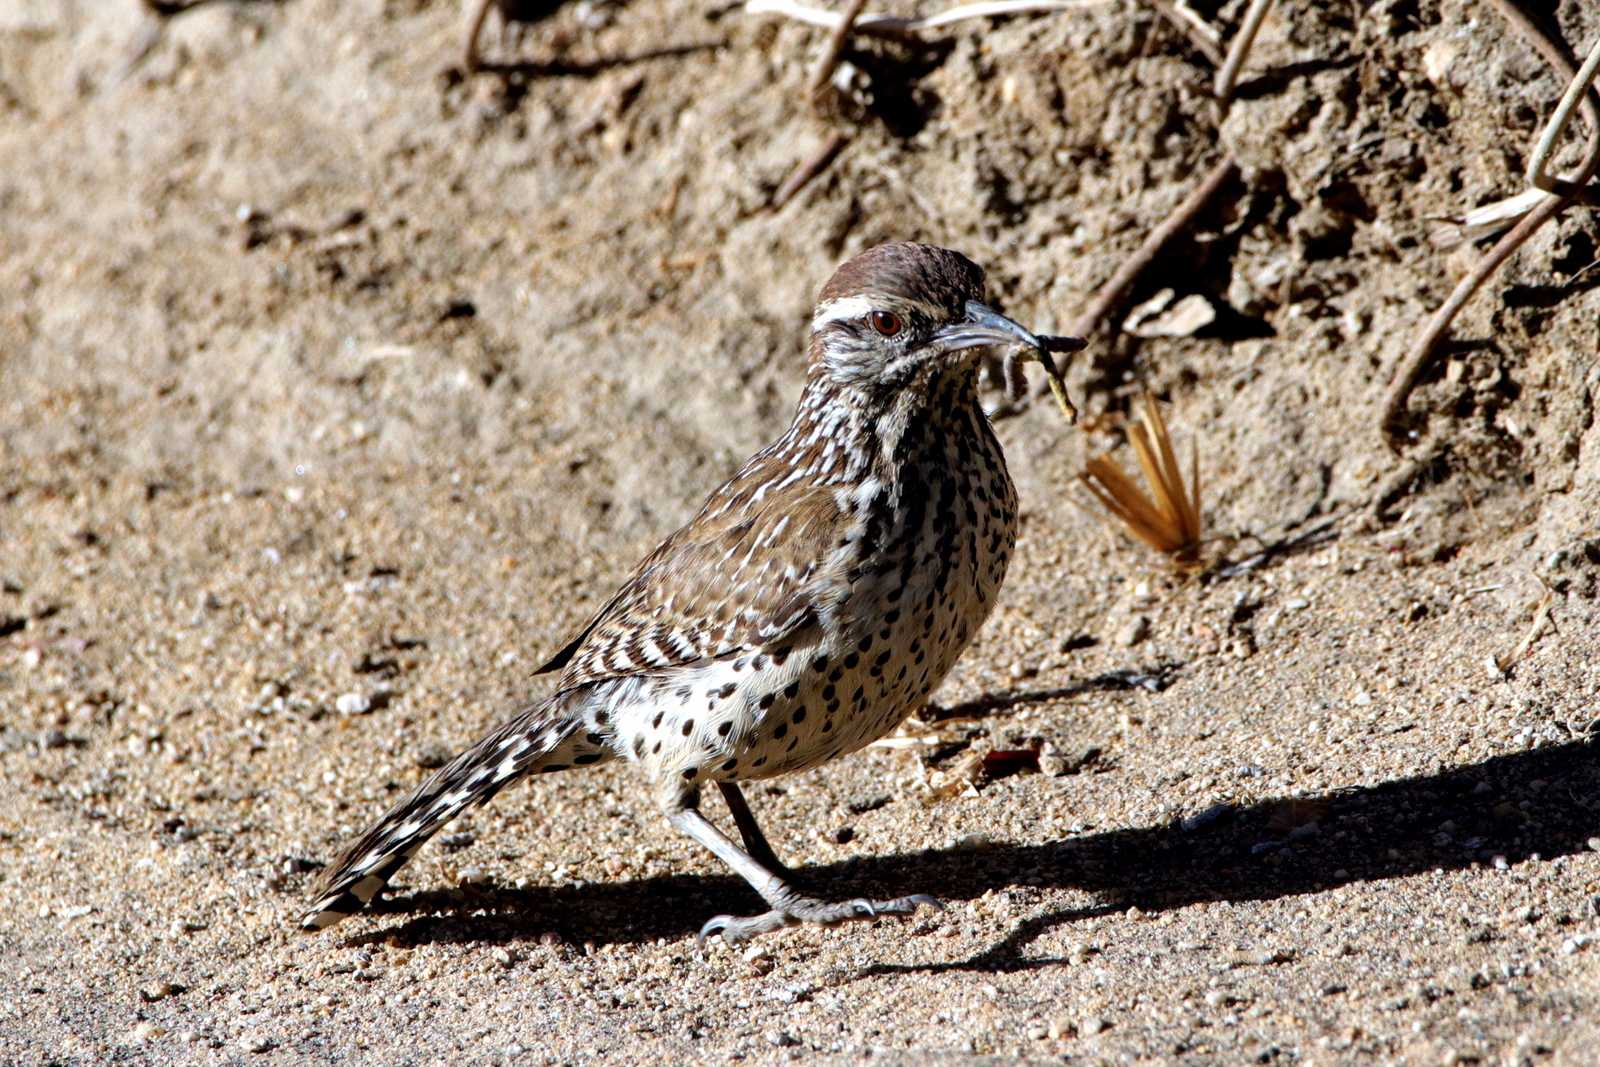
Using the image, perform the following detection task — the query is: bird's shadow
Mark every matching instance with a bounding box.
[926,664,1181,721]
[341,737,1599,971]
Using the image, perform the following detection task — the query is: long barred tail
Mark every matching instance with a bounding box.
[299,694,608,932]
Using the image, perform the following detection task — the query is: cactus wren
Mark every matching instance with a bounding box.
[301,242,1068,943]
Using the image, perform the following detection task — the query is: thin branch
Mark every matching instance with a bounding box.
[744,0,1108,40]
[1362,433,1445,525]
[1000,158,1235,415]
[809,0,870,97]
[1426,21,1599,245]
[772,132,851,208]
[1141,0,1225,67]
[1380,2,1600,451]
[1067,155,1238,338]
[1528,32,1600,205]
[1495,588,1556,673]
[464,0,496,74]
[905,0,1109,31]
[1213,0,1274,102]
[1379,195,1573,448]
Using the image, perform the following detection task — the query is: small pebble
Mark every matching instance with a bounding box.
[238,1035,276,1054]
[1008,659,1039,680]
[130,1021,166,1042]
[1116,616,1150,647]
[765,1031,800,1048]
[1080,1016,1108,1036]
[140,981,185,1002]
[335,692,372,716]
[1183,803,1232,832]
[1036,743,1066,777]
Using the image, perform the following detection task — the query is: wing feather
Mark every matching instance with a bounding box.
[536,465,849,690]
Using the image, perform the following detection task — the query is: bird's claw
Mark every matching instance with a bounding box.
[696,893,942,946]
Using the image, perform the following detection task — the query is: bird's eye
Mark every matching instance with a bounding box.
[869,311,902,337]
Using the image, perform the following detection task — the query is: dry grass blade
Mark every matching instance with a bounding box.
[1080,392,1203,568]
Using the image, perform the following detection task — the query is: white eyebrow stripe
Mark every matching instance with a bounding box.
[811,296,878,331]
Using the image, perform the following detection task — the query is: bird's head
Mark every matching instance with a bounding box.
[806,242,1044,397]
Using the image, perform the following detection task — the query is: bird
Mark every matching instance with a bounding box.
[300,241,1076,944]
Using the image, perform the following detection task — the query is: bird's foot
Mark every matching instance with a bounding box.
[697,892,941,946]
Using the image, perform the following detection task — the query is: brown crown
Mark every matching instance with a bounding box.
[817,242,987,313]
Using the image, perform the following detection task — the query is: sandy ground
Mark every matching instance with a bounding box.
[2,0,1599,1063]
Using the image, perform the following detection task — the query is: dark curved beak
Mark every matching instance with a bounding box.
[929,301,1045,354]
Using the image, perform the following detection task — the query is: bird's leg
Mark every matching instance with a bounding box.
[715,781,798,880]
[668,800,940,945]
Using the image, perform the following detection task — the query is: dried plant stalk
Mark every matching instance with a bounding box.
[1080,392,1203,567]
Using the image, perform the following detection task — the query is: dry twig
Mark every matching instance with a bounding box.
[1141,0,1224,67]
[772,131,851,207]
[1380,2,1600,451]
[745,0,1107,39]
[1081,391,1204,568]
[1527,29,1600,204]
[1126,0,1237,77]
[993,159,1233,418]
[809,0,870,96]
[1213,0,1275,102]
[1493,587,1556,675]
[1068,156,1237,338]
[1429,30,1600,245]
[465,0,496,73]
